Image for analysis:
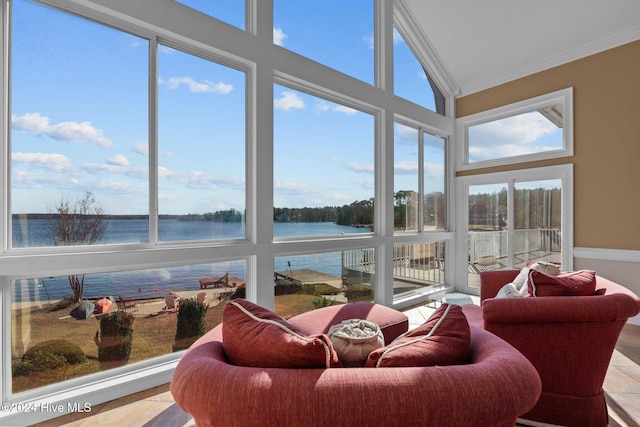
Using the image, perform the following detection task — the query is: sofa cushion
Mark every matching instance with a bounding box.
[365,304,471,368]
[222,299,341,368]
[528,270,596,297]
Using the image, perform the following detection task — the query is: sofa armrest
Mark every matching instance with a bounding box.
[482,276,640,324]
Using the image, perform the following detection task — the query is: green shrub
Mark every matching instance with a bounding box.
[274,280,302,295]
[96,311,134,363]
[312,297,336,309]
[14,339,86,376]
[175,299,207,341]
[174,299,208,351]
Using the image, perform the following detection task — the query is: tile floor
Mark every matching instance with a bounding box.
[32,295,640,427]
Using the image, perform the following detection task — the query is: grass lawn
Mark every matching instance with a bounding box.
[10,285,350,393]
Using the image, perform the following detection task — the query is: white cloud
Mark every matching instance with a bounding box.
[363,35,374,49]
[316,101,358,115]
[274,91,305,111]
[346,162,374,174]
[394,160,418,175]
[469,111,561,162]
[273,27,288,46]
[159,76,233,94]
[393,27,404,44]
[331,105,358,115]
[12,169,80,189]
[12,152,73,172]
[353,178,374,190]
[176,171,244,190]
[156,167,244,190]
[82,162,148,179]
[12,113,113,148]
[479,113,558,143]
[133,141,149,155]
[395,123,419,144]
[133,141,173,157]
[108,154,130,167]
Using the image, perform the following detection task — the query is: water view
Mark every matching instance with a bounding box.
[11,219,371,303]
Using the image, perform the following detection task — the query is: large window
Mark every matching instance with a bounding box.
[1,1,452,423]
[274,249,375,318]
[158,46,246,242]
[394,123,446,232]
[10,0,149,247]
[11,260,245,393]
[273,85,375,237]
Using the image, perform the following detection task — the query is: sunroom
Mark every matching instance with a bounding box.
[2,1,640,426]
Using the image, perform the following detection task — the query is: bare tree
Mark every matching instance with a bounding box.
[45,192,108,302]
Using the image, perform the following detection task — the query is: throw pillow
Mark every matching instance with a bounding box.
[528,270,597,297]
[327,319,384,367]
[222,299,341,368]
[365,304,470,368]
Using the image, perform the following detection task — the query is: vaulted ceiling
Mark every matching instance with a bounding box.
[404,0,640,96]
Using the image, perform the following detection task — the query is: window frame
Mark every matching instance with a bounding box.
[456,88,574,171]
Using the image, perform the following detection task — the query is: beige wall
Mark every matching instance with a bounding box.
[456,40,640,251]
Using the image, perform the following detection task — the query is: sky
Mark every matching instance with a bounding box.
[9,0,559,216]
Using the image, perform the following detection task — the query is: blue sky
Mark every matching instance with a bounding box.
[11,0,474,216]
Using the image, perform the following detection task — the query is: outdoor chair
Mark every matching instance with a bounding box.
[164,294,179,312]
[117,295,137,312]
[197,292,207,306]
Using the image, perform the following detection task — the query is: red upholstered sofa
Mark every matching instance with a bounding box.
[462,270,640,427]
[171,302,541,427]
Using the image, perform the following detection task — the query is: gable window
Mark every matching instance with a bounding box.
[456,88,573,170]
[393,25,445,115]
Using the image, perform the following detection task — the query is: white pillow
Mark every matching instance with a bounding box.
[530,261,561,277]
[496,283,528,298]
[511,261,561,294]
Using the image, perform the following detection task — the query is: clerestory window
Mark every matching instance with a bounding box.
[456,88,573,170]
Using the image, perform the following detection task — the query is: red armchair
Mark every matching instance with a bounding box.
[462,270,640,427]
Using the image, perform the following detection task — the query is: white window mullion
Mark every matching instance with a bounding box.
[148,37,159,245]
[506,180,515,269]
[418,128,424,232]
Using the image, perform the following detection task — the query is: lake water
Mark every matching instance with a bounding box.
[11,219,371,303]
